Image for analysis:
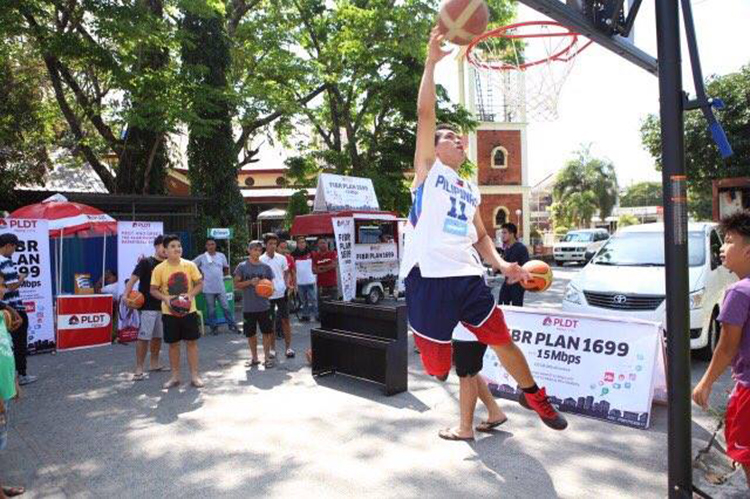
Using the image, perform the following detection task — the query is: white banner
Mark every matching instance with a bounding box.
[354,242,397,263]
[332,217,355,301]
[481,308,663,429]
[0,218,55,353]
[313,173,380,212]
[117,221,163,295]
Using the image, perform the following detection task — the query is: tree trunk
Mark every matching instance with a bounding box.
[116,0,169,195]
[182,6,248,255]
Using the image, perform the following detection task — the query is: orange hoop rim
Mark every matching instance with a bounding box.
[466,20,593,71]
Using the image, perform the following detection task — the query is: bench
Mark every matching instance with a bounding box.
[311,301,408,395]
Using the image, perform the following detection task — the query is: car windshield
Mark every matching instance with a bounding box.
[592,231,706,267]
[563,232,595,242]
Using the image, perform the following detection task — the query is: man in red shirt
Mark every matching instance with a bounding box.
[312,237,338,306]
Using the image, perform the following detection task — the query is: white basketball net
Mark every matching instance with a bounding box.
[467,22,590,122]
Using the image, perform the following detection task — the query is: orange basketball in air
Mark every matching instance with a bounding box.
[521,260,553,292]
[126,290,145,309]
[437,0,490,45]
[255,279,274,299]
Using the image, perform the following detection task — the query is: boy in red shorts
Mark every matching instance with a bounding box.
[693,210,750,487]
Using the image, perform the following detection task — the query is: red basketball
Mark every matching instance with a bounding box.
[256,279,274,299]
[126,290,145,309]
[1,309,21,332]
[169,295,192,316]
[437,0,490,45]
[520,260,553,292]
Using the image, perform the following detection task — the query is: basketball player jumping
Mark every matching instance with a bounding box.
[401,27,566,430]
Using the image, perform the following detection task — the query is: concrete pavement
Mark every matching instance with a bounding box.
[1,267,736,498]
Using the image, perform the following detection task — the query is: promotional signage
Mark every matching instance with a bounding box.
[332,217,355,301]
[313,174,380,212]
[481,308,663,429]
[56,295,113,350]
[207,228,233,239]
[0,218,55,353]
[354,243,397,263]
[117,221,163,342]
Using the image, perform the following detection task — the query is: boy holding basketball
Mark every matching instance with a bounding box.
[235,241,276,368]
[150,235,204,389]
[401,27,566,430]
[693,211,750,488]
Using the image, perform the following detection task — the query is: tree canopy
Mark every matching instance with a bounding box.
[640,63,750,220]
[550,145,619,229]
[620,181,662,208]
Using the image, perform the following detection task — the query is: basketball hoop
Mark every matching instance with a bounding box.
[466,21,592,121]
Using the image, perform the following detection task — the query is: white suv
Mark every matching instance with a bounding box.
[553,229,610,265]
[561,222,737,359]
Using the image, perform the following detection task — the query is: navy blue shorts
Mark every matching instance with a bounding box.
[405,267,511,376]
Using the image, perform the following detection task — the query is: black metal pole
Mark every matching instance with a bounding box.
[655,1,692,497]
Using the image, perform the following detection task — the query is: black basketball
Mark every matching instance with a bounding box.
[169,295,191,316]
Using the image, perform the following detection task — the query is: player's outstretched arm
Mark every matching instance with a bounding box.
[472,212,530,284]
[414,27,452,188]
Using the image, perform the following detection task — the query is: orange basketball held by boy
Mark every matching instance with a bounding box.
[169,294,192,316]
[437,0,490,45]
[126,290,145,309]
[520,260,553,292]
[255,279,274,299]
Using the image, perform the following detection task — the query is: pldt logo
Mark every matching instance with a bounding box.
[132,222,151,228]
[0,219,36,229]
[60,313,110,329]
[543,316,580,329]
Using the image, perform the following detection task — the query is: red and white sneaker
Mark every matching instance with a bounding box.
[519,387,568,430]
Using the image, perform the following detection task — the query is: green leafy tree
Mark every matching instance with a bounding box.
[181,0,247,254]
[241,0,515,215]
[8,0,181,194]
[285,190,311,229]
[640,64,750,220]
[552,145,619,228]
[617,213,639,228]
[620,181,663,208]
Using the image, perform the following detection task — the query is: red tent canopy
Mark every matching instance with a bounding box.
[9,194,116,237]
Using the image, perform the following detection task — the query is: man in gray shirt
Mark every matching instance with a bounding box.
[234,241,276,368]
[194,238,238,335]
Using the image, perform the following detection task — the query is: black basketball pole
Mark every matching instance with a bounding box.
[655,0,692,497]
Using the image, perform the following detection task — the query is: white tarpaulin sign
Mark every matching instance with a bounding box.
[481,308,664,429]
[117,221,163,295]
[354,243,397,263]
[332,217,355,301]
[0,218,55,353]
[313,173,379,212]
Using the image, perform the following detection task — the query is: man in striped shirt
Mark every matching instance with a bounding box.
[0,234,37,385]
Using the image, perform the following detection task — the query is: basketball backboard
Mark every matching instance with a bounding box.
[518,0,658,74]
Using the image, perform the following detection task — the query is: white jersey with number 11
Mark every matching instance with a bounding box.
[399,160,485,279]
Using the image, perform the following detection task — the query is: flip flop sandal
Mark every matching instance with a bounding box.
[264,359,275,369]
[245,360,261,367]
[191,379,205,388]
[162,379,181,389]
[476,418,508,433]
[133,373,146,381]
[2,486,25,497]
[438,428,474,441]
[148,366,169,372]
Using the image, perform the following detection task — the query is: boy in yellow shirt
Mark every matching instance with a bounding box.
[150,235,204,389]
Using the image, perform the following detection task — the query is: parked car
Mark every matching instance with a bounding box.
[553,229,610,266]
[561,222,737,359]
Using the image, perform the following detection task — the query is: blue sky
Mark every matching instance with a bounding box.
[435,0,750,187]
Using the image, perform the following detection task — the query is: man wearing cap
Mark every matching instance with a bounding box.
[0,234,36,385]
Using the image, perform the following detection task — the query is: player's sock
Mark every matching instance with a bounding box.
[521,384,539,394]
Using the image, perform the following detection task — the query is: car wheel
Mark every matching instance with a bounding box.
[554,259,563,267]
[366,287,383,305]
[695,310,720,361]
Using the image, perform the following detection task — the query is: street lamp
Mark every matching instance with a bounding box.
[515,208,522,225]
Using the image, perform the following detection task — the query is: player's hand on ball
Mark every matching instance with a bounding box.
[692,381,712,410]
[427,26,452,63]
[501,262,531,285]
